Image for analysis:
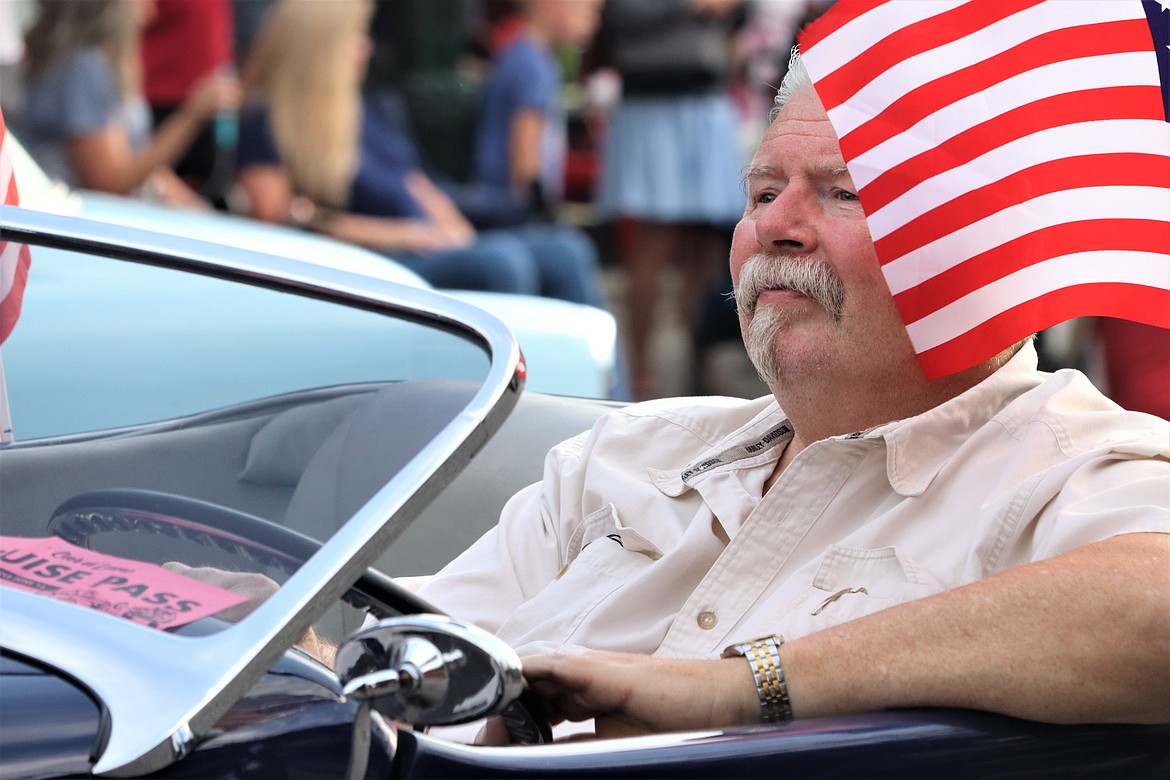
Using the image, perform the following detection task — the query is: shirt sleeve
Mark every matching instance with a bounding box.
[360,95,423,171]
[345,99,427,218]
[416,431,591,633]
[1030,447,1170,562]
[235,106,281,169]
[501,43,554,114]
[347,155,425,218]
[55,50,122,138]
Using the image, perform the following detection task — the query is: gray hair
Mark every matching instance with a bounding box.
[771,47,814,122]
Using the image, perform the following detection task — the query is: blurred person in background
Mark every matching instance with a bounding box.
[17,0,239,206]
[237,0,612,304]
[232,0,275,68]
[731,1,833,152]
[0,0,27,118]
[685,0,831,396]
[595,0,748,400]
[236,0,533,294]
[453,0,601,229]
[140,0,236,205]
[444,0,614,314]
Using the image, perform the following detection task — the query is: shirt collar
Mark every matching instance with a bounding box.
[870,339,1044,496]
[656,341,1044,498]
[648,402,790,496]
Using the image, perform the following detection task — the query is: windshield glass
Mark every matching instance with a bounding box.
[1,234,492,639]
[4,245,487,439]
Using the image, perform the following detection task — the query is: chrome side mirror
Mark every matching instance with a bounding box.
[336,614,524,725]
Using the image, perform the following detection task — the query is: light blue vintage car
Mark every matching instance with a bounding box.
[5,133,623,426]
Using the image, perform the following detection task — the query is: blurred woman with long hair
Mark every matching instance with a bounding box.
[19,0,238,204]
[237,0,609,306]
[239,0,364,215]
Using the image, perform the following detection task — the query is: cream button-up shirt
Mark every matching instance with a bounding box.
[418,342,1169,661]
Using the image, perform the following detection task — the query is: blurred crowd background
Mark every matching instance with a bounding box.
[0,0,1164,415]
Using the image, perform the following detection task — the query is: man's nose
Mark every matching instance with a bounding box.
[755,186,818,254]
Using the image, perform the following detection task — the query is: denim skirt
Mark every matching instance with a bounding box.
[595,93,747,226]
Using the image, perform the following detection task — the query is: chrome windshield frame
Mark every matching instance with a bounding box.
[0,206,524,776]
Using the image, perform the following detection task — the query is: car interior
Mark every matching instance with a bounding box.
[0,229,617,644]
[1,381,615,633]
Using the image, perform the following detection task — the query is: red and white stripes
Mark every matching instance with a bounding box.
[1,109,32,345]
[800,0,1169,378]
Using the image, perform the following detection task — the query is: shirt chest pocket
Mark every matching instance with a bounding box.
[496,505,664,649]
[779,545,944,637]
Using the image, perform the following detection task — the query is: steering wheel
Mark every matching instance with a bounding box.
[47,488,553,743]
[47,488,433,617]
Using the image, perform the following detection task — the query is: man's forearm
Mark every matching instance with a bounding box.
[783,532,1170,724]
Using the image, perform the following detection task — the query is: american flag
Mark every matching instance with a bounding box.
[1,107,31,344]
[799,0,1170,379]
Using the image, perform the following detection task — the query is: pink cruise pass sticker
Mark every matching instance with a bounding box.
[0,535,250,629]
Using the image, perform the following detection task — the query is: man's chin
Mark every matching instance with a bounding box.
[742,307,791,386]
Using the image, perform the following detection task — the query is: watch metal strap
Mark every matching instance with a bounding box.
[721,634,793,723]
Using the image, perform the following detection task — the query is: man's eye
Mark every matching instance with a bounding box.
[756,192,777,204]
[837,190,860,202]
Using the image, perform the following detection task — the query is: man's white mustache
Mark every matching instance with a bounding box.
[734,254,845,320]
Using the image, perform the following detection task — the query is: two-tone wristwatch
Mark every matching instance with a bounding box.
[720,634,794,723]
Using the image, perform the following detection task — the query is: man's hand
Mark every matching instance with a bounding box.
[522,651,759,739]
[162,562,278,622]
[162,562,335,666]
[182,70,242,122]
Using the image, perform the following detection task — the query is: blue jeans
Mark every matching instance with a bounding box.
[392,225,607,309]
[501,225,607,308]
[391,231,540,295]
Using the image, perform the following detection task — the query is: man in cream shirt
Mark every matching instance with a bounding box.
[415,52,1170,736]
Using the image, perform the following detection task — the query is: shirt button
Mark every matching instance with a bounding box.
[697,611,718,630]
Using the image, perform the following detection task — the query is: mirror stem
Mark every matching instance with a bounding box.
[343,666,419,700]
[344,699,372,780]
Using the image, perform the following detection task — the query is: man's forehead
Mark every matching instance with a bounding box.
[751,91,850,178]
[772,93,839,140]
